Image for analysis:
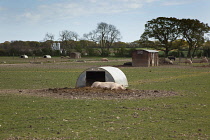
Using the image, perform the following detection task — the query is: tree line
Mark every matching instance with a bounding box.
[140,17,210,57]
[0,18,210,57]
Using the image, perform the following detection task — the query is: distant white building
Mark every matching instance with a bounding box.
[51,43,60,51]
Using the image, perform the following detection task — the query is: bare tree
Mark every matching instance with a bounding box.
[59,30,79,41]
[59,30,79,50]
[83,22,121,55]
[106,24,121,50]
[44,32,54,41]
[71,31,79,41]
[83,30,98,43]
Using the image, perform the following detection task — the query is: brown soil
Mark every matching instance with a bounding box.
[2,87,177,100]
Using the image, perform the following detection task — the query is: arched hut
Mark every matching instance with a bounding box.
[20,55,28,58]
[76,66,128,88]
[43,55,52,58]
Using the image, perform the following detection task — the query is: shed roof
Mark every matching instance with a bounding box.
[70,52,81,54]
[144,50,159,53]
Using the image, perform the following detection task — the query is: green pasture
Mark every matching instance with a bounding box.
[0,56,129,64]
[0,57,210,139]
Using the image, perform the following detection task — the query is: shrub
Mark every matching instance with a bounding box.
[101,49,110,56]
[114,47,127,57]
[203,48,210,57]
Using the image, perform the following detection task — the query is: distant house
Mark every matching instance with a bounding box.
[51,43,60,51]
[132,50,159,67]
[70,52,81,59]
[20,55,28,58]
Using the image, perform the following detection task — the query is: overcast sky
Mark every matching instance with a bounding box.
[0,0,210,43]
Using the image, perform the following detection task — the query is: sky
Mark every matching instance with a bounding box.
[0,0,210,43]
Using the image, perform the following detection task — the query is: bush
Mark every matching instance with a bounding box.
[158,51,165,57]
[168,51,185,57]
[101,49,110,56]
[203,48,210,57]
[114,47,126,57]
[0,49,6,56]
[113,48,135,57]
[86,48,98,56]
[169,51,179,57]
[127,48,136,57]
[75,46,83,53]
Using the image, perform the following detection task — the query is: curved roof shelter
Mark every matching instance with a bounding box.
[20,55,28,58]
[43,55,51,58]
[76,66,128,88]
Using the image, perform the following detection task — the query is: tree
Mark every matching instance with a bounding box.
[27,41,41,49]
[140,17,181,56]
[10,40,31,55]
[113,41,127,48]
[139,38,156,48]
[171,39,187,50]
[127,40,141,48]
[59,30,79,41]
[112,42,126,57]
[39,40,53,55]
[179,19,210,58]
[105,24,121,50]
[0,42,9,55]
[83,30,98,44]
[83,22,121,56]
[59,30,79,50]
[203,41,210,57]
[44,32,55,41]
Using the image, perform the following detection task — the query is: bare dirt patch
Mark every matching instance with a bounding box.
[2,87,178,100]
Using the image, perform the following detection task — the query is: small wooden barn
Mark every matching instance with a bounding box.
[132,50,159,67]
[70,52,81,59]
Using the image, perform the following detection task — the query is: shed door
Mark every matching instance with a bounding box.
[150,53,155,66]
[86,71,105,86]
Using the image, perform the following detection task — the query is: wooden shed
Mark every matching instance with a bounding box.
[132,50,159,67]
[70,52,81,59]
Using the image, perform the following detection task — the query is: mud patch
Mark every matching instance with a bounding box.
[9,87,178,100]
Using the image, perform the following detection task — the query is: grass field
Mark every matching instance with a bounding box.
[0,57,210,139]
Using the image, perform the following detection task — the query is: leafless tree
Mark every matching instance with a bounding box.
[59,30,79,49]
[83,22,121,55]
[59,30,79,41]
[44,32,54,41]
